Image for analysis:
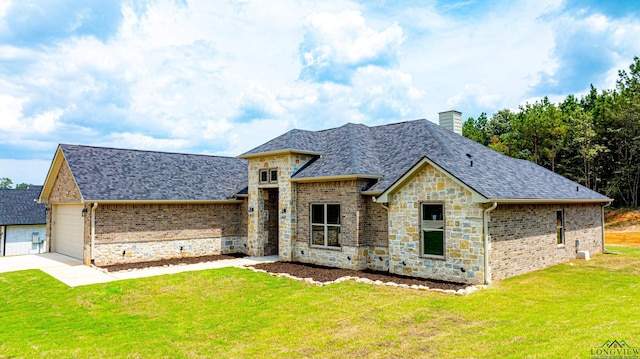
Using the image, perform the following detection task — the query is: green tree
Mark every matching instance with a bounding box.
[560,94,608,188]
[0,177,13,189]
[486,109,516,156]
[16,183,30,189]
[607,56,640,206]
[462,113,490,146]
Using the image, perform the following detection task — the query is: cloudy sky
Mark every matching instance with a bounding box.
[1,0,639,186]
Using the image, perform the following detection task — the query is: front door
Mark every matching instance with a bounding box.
[263,188,279,256]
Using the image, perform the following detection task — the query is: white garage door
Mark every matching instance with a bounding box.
[53,204,84,260]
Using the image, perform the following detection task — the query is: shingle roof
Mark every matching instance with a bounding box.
[0,186,46,225]
[60,145,248,201]
[243,119,610,201]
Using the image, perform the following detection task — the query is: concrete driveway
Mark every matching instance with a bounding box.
[0,253,278,287]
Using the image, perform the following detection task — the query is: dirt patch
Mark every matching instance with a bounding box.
[252,261,467,290]
[100,253,247,272]
[606,232,640,246]
[605,209,640,230]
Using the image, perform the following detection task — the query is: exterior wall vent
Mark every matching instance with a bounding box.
[438,110,463,135]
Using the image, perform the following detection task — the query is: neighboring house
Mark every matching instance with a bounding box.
[0,186,47,256]
[39,111,612,284]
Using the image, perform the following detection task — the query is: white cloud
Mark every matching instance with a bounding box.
[106,132,190,152]
[299,9,405,82]
[0,0,11,35]
[400,0,560,118]
[446,84,502,111]
[2,0,640,184]
[303,10,404,65]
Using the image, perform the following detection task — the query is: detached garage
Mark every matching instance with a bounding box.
[0,186,47,256]
[38,144,248,265]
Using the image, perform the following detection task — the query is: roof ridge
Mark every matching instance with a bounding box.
[347,123,360,173]
[60,144,240,159]
[421,120,454,159]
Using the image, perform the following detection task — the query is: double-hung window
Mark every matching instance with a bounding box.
[421,203,445,257]
[556,210,565,245]
[310,204,341,247]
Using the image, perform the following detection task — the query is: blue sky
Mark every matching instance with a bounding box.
[1,0,639,185]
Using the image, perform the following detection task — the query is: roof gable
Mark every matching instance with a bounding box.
[0,186,46,226]
[42,145,248,202]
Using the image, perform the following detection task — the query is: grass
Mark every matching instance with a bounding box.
[1,246,639,358]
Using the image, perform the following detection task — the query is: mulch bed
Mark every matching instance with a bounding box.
[252,261,466,290]
[99,253,247,272]
[99,254,467,290]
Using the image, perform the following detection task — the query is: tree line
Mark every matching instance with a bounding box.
[463,57,640,207]
[0,178,31,189]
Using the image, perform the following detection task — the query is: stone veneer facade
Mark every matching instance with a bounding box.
[246,153,313,260]
[489,203,603,281]
[387,164,486,284]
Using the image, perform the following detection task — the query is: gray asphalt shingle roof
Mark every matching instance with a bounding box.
[243,119,610,201]
[0,186,46,225]
[60,144,248,201]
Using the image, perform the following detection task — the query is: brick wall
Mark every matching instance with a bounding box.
[294,180,388,270]
[48,160,83,203]
[90,202,247,265]
[296,180,369,247]
[95,203,245,243]
[489,203,603,280]
[363,194,389,247]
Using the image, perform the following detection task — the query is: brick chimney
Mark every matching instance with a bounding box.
[438,110,462,135]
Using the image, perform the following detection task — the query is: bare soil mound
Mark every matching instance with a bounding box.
[605,208,640,246]
[605,209,640,230]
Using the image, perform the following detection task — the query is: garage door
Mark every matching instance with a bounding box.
[53,204,84,260]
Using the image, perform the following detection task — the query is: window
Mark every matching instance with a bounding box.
[556,210,564,245]
[310,204,341,247]
[421,203,445,257]
[259,169,268,183]
[259,168,278,184]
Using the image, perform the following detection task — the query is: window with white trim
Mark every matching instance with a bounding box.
[421,203,445,257]
[310,203,341,247]
[556,210,564,245]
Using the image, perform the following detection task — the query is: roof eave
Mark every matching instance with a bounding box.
[0,221,46,226]
[237,149,323,159]
[482,198,613,205]
[82,199,245,205]
[290,174,382,183]
[361,190,383,196]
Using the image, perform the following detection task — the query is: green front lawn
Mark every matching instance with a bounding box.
[1,246,639,358]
